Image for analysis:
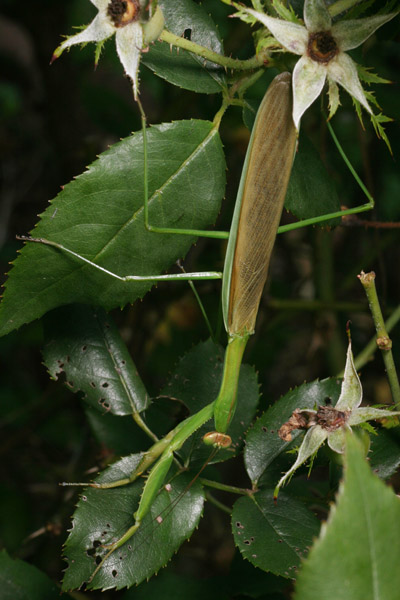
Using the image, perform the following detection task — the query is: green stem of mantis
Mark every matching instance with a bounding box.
[159,29,266,71]
[17,236,223,282]
[87,402,216,490]
[277,203,372,233]
[326,118,374,206]
[213,335,249,433]
[358,271,400,407]
[187,279,216,341]
[87,402,217,583]
[276,117,375,235]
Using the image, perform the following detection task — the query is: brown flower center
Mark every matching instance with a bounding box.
[307,31,338,64]
[107,0,140,28]
[316,406,349,431]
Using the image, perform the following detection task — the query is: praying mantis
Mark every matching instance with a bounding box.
[13,70,375,588]
[1,0,398,592]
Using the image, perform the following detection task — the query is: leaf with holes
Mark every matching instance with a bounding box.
[161,338,259,467]
[294,434,400,600]
[0,120,225,337]
[244,378,341,485]
[232,490,320,578]
[62,455,205,591]
[42,305,148,416]
[142,0,225,93]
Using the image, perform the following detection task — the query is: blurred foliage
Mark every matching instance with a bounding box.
[0,0,399,597]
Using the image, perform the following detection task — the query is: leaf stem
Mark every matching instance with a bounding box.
[349,304,400,374]
[159,29,265,70]
[133,412,159,443]
[205,491,232,515]
[213,69,265,129]
[358,271,400,406]
[200,477,251,496]
[176,260,215,341]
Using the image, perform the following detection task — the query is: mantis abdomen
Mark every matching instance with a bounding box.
[224,71,297,338]
[214,72,297,434]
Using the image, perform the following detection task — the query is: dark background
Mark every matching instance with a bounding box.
[1,1,399,597]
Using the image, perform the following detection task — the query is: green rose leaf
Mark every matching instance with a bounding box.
[0,549,63,600]
[294,434,400,600]
[0,120,225,337]
[42,305,149,416]
[62,455,205,591]
[232,490,320,578]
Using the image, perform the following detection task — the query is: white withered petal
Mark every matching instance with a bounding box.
[53,0,164,99]
[244,0,398,129]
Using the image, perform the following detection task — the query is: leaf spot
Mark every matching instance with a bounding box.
[112,569,118,577]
